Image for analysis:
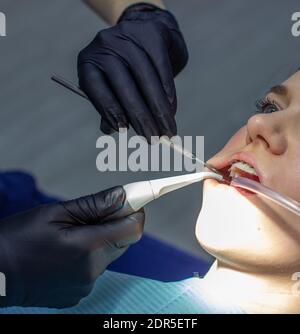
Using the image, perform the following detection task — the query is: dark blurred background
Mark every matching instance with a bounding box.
[0,0,299,260]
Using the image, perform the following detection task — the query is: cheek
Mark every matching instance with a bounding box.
[270,149,300,203]
[196,181,268,254]
[284,151,300,203]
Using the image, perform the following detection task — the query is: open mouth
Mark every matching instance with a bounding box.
[216,159,261,194]
[229,161,260,182]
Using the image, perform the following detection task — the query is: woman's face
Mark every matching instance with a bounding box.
[196,70,300,274]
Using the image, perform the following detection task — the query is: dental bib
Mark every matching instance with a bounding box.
[1,271,245,314]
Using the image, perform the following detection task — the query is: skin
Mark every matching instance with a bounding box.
[84,0,165,24]
[196,70,300,313]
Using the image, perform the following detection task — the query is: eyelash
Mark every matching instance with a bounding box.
[255,97,280,114]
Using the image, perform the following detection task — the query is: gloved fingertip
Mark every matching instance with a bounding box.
[144,124,161,144]
[170,116,177,134]
[117,121,129,132]
[160,119,177,139]
[133,207,145,216]
[163,82,177,109]
[114,210,145,248]
[133,126,152,144]
[107,186,126,208]
[150,135,160,145]
[100,119,115,134]
[94,186,126,219]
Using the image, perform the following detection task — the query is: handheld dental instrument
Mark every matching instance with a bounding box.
[51,74,89,100]
[104,171,223,221]
[159,136,221,175]
[51,74,222,177]
[231,176,300,217]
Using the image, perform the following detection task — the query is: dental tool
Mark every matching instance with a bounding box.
[51,74,89,101]
[51,74,222,176]
[159,136,221,175]
[231,176,300,217]
[105,171,223,221]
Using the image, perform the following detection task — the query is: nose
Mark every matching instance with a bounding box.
[246,113,287,155]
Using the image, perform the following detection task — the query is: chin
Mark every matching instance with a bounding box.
[196,178,264,248]
[195,179,298,272]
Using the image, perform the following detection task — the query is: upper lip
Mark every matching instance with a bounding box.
[210,151,263,183]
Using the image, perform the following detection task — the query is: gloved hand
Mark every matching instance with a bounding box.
[78,3,188,142]
[0,186,144,308]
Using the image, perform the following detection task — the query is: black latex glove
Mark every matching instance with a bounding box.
[0,186,144,308]
[78,3,188,142]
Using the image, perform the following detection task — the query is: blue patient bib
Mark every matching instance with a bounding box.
[1,271,245,314]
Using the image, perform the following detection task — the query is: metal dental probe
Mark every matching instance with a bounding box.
[51,74,223,177]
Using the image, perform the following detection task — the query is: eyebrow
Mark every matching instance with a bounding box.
[268,84,288,96]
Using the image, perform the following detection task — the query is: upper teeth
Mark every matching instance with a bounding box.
[229,161,257,178]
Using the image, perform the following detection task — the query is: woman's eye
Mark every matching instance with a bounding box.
[261,104,278,114]
[255,98,279,114]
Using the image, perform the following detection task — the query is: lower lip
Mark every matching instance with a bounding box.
[231,169,260,196]
[216,165,260,196]
[235,187,256,196]
[209,176,258,197]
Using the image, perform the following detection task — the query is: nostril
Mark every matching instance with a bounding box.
[256,135,269,149]
[246,133,252,145]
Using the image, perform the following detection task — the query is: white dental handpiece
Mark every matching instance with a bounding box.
[104,171,223,221]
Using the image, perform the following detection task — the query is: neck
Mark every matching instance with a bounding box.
[202,261,300,314]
